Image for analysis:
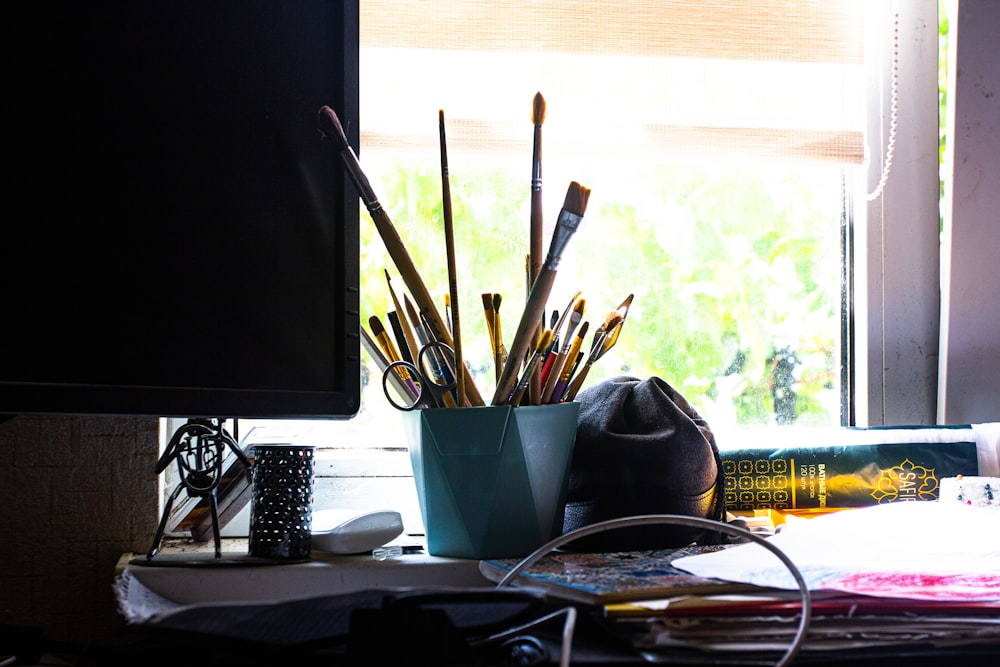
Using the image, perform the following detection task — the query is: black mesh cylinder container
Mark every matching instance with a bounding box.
[248,444,315,559]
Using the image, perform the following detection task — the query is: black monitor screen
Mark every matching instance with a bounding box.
[2,1,361,418]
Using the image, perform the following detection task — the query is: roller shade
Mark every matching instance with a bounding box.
[360,0,864,165]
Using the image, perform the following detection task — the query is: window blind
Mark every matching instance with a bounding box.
[359,0,865,166]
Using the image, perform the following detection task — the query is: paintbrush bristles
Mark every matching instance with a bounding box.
[317,105,349,151]
[563,181,591,218]
[368,315,386,338]
[531,92,546,126]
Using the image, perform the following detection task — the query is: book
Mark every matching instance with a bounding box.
[720,439,979,512]
[479,545,762,605]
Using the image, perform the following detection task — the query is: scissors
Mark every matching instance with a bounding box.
[382,340,458,410]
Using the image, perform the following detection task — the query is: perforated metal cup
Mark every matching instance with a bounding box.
[248,444,315,559]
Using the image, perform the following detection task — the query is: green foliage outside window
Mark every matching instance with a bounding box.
[358,160,844,428]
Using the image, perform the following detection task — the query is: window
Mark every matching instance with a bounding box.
[219,0,945,536]
[353,0,863,428]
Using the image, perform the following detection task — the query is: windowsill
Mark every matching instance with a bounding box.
[117,537,490,608]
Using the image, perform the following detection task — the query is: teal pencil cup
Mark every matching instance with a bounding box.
[402,402,580,559]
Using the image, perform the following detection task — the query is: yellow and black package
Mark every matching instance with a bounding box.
[720,441,978,512]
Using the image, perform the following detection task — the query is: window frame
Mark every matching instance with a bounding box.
[854,0,941,426]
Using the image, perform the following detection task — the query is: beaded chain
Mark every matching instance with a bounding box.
[939,475,998,508]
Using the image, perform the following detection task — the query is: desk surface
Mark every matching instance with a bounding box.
[119,537,489,606]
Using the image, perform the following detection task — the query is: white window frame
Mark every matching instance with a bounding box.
[854,0,941,426]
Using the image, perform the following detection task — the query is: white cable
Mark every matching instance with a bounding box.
[496,514,813,667]
[864,6,901,202]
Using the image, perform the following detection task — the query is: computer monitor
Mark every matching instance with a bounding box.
[2,1,361,419]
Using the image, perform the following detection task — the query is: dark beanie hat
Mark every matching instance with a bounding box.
[562,375,725,551]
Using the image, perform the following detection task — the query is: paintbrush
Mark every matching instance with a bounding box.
[444,293,452,336]
[404,295,428,347]
[528,93,546,404]
[361,327,416,405]
[318,106,485,407]
[537,292,581,387]
[540,297,586,403]
[563,294,633,401]
[550,320,589,403]
[402,298,458,408]
[369,315,420,400]
[529,92,546,290]
[492,293,507,380]
[507,328,553,407]
[491,181,590,405]
[385,269,420,364]
[482,293,497,353]
[439,109,465,407]
[386,310,413,365]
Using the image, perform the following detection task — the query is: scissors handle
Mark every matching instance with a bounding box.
[382,341,459,411]
[382,360,425,411]
[416,342,459,408]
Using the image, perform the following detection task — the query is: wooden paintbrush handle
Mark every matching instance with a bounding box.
[370,207,484,407]
[492,267,557,404]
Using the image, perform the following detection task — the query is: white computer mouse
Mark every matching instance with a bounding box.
[310,508,405,554]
